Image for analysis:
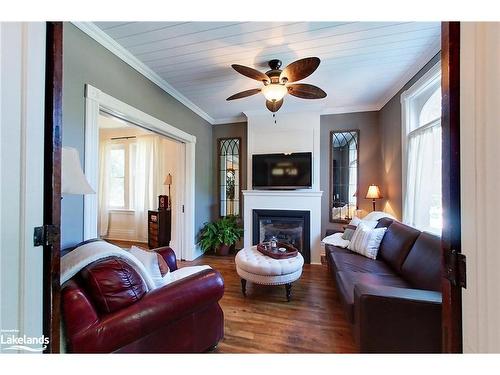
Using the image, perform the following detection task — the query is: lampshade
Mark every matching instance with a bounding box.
[163,173,172,185]
[365,184,382,199]
[261,83,287,102]
[62,147,95,195]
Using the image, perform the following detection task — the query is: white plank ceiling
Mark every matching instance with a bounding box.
[93,22,441,123]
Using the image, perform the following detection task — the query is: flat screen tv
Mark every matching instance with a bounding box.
[252,152,312,190]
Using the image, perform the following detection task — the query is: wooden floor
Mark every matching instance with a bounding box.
[179,254,357,353]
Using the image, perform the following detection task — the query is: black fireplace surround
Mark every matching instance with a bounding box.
[252,209,310,264]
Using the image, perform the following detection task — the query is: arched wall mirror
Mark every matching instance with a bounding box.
[218,137,241,217]
[330,130,359,223]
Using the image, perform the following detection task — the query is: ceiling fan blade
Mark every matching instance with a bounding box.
[231,64,270,83]
[266,99,283,112]
[287,84,327,99]
[226,88,261,101]
[280,57,321,83]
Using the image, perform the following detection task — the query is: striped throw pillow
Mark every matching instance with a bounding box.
[347,222,387,259]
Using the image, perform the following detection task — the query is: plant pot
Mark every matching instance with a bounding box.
[216,243,231,256]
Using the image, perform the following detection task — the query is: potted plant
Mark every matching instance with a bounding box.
[198,215,244,255]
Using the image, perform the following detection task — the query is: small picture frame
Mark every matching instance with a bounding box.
[158,195,168,211]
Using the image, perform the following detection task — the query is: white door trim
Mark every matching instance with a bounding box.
[461,22,500,353]
[0,22,45,351]
[83,84,197,260]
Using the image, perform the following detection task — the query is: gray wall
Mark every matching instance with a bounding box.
[379,53,441,220]
[61,23,213,249]
[320,112,383,236]
[212,122,248,219]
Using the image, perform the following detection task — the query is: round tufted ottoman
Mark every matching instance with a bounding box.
[235,246,304,301]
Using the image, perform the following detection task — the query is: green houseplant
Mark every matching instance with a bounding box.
[198,215,244,255]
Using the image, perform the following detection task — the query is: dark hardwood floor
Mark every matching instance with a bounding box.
[179,254,357,353]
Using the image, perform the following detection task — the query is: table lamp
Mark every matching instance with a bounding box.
[62,147,95,195]
[365,184,382,211]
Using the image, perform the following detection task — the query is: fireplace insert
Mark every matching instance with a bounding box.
[252,209,310,264]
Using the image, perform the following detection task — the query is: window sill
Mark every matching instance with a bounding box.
[109,208,135,215]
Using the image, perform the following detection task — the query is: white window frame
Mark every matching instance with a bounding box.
[401,61,441,228]
[108,140,135,211]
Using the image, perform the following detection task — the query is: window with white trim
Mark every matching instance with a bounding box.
[402,63,442,235]
[108,140,135,209]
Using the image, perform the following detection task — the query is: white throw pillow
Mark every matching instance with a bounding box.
[349,217,362,226]
[129,246,168,288]
[164,265,212,286]
[349,216,378,229]
[321,232,350,248]
[363,211,395,222]
[347,223,387,259]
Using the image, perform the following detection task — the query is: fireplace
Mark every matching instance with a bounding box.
[252,209,310,264]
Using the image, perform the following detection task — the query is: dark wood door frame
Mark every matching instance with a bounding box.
[43,21,63,353]
[441,21,463,353]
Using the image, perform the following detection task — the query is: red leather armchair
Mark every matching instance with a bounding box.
[61,246,225,353]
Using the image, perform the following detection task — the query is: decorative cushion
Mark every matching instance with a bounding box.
[129,246,169,288]
[79,258,147,314]
[349,216,378,229]
[165,265,212,285]
[375,217,394,229]
[157,255,170,277]
[347,223,387,259]
[342,227,356,240]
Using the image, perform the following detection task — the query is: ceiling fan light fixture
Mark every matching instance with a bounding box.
[261,83,287,102]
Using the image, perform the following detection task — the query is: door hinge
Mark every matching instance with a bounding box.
[33,225,59,247]
[182,205,185,213]
[445,249,467,289]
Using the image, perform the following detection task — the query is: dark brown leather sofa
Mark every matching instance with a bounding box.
[325,218,442,353]
[61,246,224,353]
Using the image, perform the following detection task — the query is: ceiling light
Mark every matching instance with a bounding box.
[261,84,287,102]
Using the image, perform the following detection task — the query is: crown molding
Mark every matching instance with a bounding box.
[321,104,381,115]
[71,22,215,125]
[212,115,247,125]
[376,40,441,110]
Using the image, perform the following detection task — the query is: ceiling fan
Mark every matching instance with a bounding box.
[226,57,327,113]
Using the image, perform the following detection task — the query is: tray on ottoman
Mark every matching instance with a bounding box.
[256,242,298,259]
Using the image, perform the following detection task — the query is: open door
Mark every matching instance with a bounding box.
[41,21,63,353]
[441,21,464,353]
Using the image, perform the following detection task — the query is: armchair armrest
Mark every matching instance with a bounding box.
[354,284,442,353]
[71,268,224,353]
[155,246,178,271]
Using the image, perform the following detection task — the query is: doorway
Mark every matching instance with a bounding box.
[96,111,186,258]
[83,84,196,260]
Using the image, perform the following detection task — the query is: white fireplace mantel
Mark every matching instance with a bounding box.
[242,190,323,198]
[243,190,323,264]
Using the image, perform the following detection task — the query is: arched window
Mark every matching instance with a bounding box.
[419,87,441,126]
[402,63,442,235]
[218,138,241,217]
